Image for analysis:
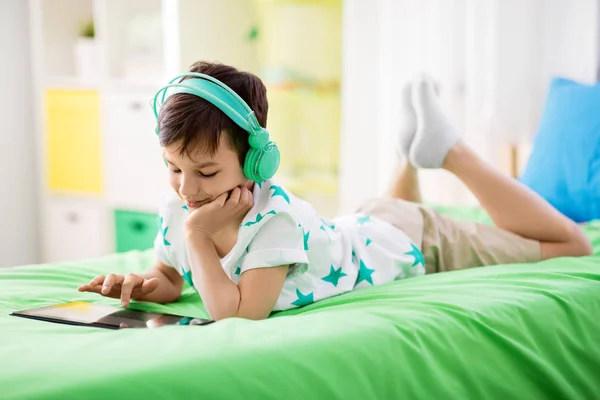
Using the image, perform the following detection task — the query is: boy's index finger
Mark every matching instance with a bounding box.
[89,275,106,287]
[78,284,102,294]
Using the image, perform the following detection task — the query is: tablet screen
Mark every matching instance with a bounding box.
[11,301,213,329]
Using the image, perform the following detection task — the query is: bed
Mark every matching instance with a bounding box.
[2,207,599,399]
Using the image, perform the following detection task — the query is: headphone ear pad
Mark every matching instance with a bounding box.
[244,142,280,182]
[243,148,260,181]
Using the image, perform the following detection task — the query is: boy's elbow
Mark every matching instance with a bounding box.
[211,308,269,322]
[168,291,182,303]
[210,304,270,322]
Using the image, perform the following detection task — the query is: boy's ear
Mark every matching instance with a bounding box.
[244,180,255,191]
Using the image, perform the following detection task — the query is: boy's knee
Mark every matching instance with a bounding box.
[571,235,593,257]
[541,230,593,260]
[567,225,593,257]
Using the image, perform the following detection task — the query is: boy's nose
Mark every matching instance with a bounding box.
[179,177,199,197]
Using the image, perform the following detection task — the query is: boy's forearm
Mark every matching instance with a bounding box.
[185,233,241,320]
[136,267,182,304]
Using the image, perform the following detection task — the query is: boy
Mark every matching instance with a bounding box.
[78,62,592,321]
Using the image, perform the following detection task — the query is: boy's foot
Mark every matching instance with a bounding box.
[396,81,417,158]
[409,76,460,168]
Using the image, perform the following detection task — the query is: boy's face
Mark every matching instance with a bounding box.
[163,135,251,210]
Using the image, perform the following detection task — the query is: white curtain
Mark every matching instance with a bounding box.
[339,0,598,213]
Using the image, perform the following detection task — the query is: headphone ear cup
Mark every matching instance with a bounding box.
[244,142,280,182]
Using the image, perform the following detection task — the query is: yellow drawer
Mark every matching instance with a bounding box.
[45,90,102,193]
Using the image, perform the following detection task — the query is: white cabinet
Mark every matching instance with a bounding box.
[42,201,110,263]
[102,89,168,211]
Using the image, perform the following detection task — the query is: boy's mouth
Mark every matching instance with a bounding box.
[186,200,209,208]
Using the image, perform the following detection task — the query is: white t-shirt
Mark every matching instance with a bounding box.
[155,179,425,311]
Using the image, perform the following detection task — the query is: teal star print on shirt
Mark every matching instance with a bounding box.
[235,253,246,276]
[302,228,310,250]
[256,181,262,188]
[365,237,372,246]
[182,205,189,211]
[356,259,375,285]
[160,217,170,246]
[321,265,347,287]
[270,185,290,204]
[320,224,331,242]
[180,266,193,287]
[357,215,371,225]
[320,218,335,230]
[178,317,193,326]
[405,243,425,267]
[291,288,314,307]
[244,210,277,226]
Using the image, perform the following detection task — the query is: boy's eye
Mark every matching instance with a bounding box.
[199,171,218,178]
[171,169,181,174]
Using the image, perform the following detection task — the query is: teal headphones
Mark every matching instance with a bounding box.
[152,72,280,183]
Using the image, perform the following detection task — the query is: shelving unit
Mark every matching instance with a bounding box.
[256,0,342,216]
[29,0,342,263]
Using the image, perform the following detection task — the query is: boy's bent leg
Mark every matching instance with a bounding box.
[410,76,592,260]
[419,207,541,273]
[443,143,592,260]
[357,199,541,274]
[386,77,422,203]
[386,159,422,203]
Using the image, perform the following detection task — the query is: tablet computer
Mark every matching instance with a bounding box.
[10,301,214,329]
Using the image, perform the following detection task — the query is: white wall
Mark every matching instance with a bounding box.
[0,0,39,266]
[598,0,600,80]
[338,0,383,214]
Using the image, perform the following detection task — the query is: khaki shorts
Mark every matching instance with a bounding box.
[357,198,542,274]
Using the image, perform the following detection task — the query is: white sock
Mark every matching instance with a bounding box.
[409,76,460,168]
[396,82,416,158]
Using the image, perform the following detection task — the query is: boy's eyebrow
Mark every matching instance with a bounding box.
[194,161,218,168]
[163,156,218,169]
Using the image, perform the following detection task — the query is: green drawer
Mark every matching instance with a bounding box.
[114,210,159,253]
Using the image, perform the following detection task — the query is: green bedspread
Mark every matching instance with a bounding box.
[1,209,599,399]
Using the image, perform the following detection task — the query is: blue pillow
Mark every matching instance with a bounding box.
[520,77,600,223]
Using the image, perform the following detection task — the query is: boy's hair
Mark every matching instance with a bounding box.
[157,61,269,165]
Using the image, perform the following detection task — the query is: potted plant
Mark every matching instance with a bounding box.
[73,18,97,79]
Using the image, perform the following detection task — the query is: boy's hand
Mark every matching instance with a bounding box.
[185,186,253,239]
[78,274,160,308]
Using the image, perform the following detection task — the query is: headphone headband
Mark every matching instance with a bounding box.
[152,72,280,182]
[152,73,263,136]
